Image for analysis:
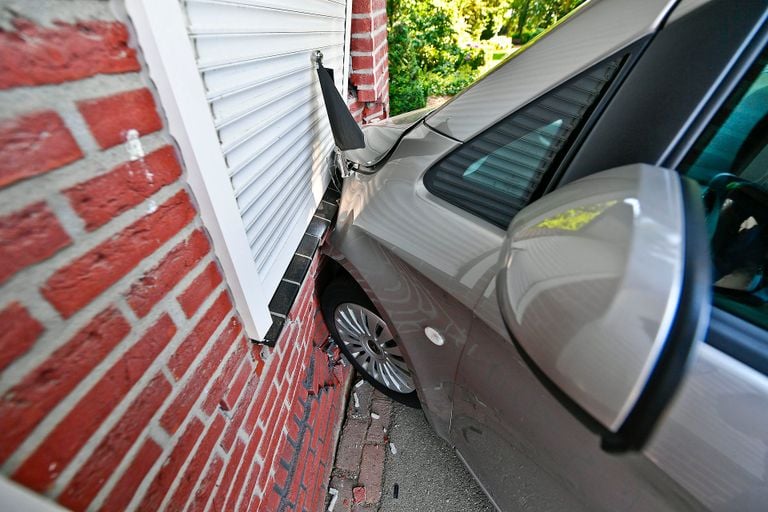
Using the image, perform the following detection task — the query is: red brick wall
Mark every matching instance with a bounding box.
[0,4,351,511]
[348,0,390,124]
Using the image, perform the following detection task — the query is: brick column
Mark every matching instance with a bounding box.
[348,0,389,124]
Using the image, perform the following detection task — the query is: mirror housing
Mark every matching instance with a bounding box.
[497,164,711,450]
[313,51,365,151]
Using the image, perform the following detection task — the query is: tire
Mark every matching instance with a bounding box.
[321,279,421,408]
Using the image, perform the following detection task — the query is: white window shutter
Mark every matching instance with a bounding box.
[126,0,348,339]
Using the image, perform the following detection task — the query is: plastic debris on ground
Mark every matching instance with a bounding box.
[393,483,399,499]
[353,392,360,409]
[327,487,339,512]
[389,442,397,455]
[371,412,380,420]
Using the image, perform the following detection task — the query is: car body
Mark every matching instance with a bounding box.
[319,0,768,510]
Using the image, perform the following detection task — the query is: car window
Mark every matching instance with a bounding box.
[423,57,622,228]
[681,52,768,330]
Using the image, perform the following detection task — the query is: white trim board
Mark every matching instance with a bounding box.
[125,0,272,339]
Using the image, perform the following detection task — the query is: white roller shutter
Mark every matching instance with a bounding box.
[125,0,351,339]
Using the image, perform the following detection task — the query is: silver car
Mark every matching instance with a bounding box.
[315,0,768,510]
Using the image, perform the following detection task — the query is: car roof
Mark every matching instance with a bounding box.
[425,0,698,142]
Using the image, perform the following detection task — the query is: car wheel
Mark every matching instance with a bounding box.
[321,280,420,408]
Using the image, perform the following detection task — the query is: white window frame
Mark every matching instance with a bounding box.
[125,0,275,339]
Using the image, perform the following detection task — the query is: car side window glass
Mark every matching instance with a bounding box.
[680,53,768,330]
[423,57,622,228]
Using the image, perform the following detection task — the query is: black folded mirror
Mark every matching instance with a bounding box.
[314,51,365,151]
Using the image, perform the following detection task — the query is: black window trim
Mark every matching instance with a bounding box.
[663,20,768,377]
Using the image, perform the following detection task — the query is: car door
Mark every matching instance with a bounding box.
[450,2,768,511]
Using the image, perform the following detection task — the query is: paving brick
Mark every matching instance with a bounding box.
[358,444,385,504]
[332,418,368,478]
[329,475,355,512]
[366,396,392,444]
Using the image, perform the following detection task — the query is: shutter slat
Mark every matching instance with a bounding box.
[183,0,344,300]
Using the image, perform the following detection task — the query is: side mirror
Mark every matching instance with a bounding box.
[314,51,365,151]
[497,164,711,451]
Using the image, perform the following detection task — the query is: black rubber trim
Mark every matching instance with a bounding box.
[559,0,768,187]
[601,175,712,451]
[705,307,768,376]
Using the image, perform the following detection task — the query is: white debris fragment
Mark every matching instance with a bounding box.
[327,487,339,512]
[389,442,397,455]
[125,128,145,161]
[353,392,360,409]
[355,379,365,389]
[371,413,380,420]
[146,199,158,214]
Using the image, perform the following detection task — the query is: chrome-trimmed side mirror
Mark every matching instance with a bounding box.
[497,164,711,451]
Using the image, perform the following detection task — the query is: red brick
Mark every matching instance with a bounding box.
[211,438,245,511]
[126,229,210,318]
[42,190,196,317]
[168,415,226,509]
[177,261,223,318]
[350,37,374,53]
[260,483,281,511]
[351,71,375,86]
[0,308,129,464]
[0,202,71,284]
[13,315,175,492]
[202,340,249,415]
[351,17,372,33]
[167,292,233,380]
[77,88,162,149]
[0,302,43,371]
[99,438,162,512]
[225,437,260,510]
[220,374,261,452]
[160,315,240,434]
[0,19,139,90]
[352,0,387,14]
[221,359,253,412]
[137,418,205,511]
[0,111,82,187]
[58,373,172,511]
[356,87,377,103]
[246,383,277,436]
[65,145,182,230]
[187,454,224,512]
[351,54,373,70]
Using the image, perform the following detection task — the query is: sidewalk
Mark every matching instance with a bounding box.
[326,379,493,512]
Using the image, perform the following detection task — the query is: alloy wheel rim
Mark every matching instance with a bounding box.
[334,303,415,394]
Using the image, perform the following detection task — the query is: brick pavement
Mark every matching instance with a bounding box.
[326,380,393,512]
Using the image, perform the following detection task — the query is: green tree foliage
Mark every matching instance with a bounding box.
[387,0,587,115]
